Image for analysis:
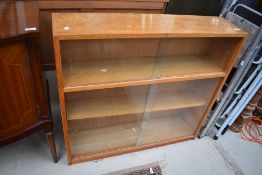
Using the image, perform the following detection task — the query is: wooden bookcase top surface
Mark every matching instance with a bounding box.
[52,13,247,39]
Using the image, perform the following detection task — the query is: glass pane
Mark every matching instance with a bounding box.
[137,78,220,145]
[60,38,239,90]
[152,38,239,79]
[66,78,220,156]
[68,114,142,156]
[66,86,148,156]
[60,39,159,88]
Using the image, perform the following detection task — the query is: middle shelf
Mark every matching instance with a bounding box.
[65,79,220,120]
[62,55,226,92]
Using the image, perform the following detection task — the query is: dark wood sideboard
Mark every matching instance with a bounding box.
[0,0,169,70]
[0,2,57,162]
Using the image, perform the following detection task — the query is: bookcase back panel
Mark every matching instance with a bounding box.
[208,37,242,70]
[60,39,160,62]
[60,38,237,62]
[158,38,211,56]
[157,37,242,70]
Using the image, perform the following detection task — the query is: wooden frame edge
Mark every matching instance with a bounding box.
[193,37,247,137]
[64,72,226,93]
[54,34,247,41]
[71,135,195,164]
[53,37,73,164]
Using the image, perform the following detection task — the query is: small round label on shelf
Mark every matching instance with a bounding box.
[64,26,70,30]
[100,68,108,73]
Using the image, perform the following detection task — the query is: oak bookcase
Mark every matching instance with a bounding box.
[52,13,247,164]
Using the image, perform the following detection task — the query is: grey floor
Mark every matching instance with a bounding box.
[0,72,261,175]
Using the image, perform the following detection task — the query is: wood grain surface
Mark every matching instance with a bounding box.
[53,13,247,39]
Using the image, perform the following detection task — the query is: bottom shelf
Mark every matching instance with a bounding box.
[68,107,203,156]
[69,122,139,156]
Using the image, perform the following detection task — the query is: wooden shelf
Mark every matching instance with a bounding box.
[63,55,225,92]
[69,111,197,156]
[66,95,145,120]
[66,88,205,120]
[69,123,139,156]
[62,56,155,92]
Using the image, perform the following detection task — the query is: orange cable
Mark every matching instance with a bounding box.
[240,106,262,144]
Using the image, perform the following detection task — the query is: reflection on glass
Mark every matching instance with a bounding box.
[66,78,220,156]
[60,38,237,89]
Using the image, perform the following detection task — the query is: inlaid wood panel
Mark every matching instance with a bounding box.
[0,41,39,138]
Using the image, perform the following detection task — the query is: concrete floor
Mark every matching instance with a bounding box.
[0,72,261,175]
